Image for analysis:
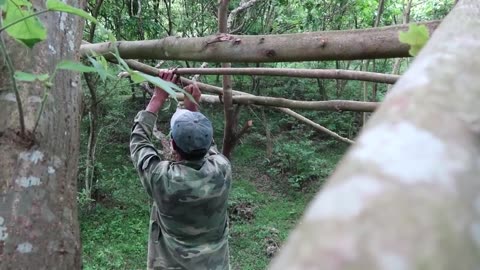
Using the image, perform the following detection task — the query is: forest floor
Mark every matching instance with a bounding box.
[79,97,347,270]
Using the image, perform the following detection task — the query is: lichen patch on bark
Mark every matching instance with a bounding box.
[352,122,462,190]
[376,252,410,270]
[305,175,384,221]
[0,217,8,241]
[16,242,33,253]
[15,176,42,188]
[18,150,44,165]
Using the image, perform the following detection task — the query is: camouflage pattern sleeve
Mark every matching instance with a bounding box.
[130,110,166,198]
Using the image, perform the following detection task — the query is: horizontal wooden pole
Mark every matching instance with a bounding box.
[80,21,440,62]
[169,67,399,84]
[174,94,378,112]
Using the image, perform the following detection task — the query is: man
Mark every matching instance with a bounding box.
[130,70,232,270]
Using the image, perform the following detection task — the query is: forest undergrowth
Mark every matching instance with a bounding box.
[79,96,347,270]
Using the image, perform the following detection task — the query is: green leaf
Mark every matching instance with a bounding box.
[14,71,49,82]
[46,0,97,23]
[130,72,145,84]
[399,24,430,56]
[0,0,6,9]
[111,47,131,72]
[98,55,109,71]
[56,60,97,73]
[87,55,108,81]
[134,71,185,101]
[3,0,47,48]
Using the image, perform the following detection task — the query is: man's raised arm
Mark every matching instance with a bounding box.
[130,71,178,197]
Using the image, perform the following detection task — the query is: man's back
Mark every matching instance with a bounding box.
[151,154,231,269]
[130,110,232,270]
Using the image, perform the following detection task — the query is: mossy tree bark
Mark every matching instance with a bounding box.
[269,1,480,269]
[0,0,85,268]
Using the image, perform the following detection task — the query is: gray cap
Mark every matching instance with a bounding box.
[170,109,213,155]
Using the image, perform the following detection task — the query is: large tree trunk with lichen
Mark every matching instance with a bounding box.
[269,1,480,269]
[0,0,84,268]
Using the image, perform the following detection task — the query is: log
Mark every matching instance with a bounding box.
[169,67,399,84]
[231,96,378,112]
[269,0,480,269]
[80,21,440,62]
[117,59,356,143]
[174,94,378,112]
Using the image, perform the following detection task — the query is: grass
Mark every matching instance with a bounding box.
[228,179,309,269]
[79,97,348,270]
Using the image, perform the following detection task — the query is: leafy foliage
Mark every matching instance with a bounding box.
[56,60,98,73]
[3,0,46,48]
[46,0,97,23]
[266,140,331,189]
[399,23,430,56]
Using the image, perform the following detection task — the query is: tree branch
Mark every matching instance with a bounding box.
[170,67,399,84]
[278,108,353,144]
[116,59,361,143]
[174,94,377,112]
[80,21,440,62]
[231,120,253,146]
[191,62,209,82]
[227,0,261,31]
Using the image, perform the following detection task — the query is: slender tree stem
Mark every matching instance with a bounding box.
[32,91,48,134]
[0,30,26,136]
[0,10,50,33]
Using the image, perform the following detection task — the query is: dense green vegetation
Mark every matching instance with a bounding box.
[79,91,347,269]
[76,0,454,269]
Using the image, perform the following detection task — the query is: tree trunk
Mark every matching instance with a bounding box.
[83,0,105,201]
[218,0,236,159]
[269,1,480,269]
[0,0,84,268]
[83,74,99,200]
[317,78,327,100]
[80,21,440,62]
[362,60,370,125]
[363,0,385,123]
[390,0,413,86]
[262,109,273,158]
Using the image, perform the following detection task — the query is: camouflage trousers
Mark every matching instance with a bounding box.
[146,205,231,270]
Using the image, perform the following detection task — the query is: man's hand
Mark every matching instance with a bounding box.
[183,84,201,112]
[146,70,179,114]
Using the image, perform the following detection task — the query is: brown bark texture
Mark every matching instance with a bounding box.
[80,21,440,62]
[218,0,236,159]
[170,67,399,84]
[0,0,84,268]
[269,1,480,269]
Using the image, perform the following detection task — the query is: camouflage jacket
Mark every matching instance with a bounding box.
[130,110,232,270]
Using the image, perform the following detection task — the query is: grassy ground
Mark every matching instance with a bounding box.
[79,97,347,270]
